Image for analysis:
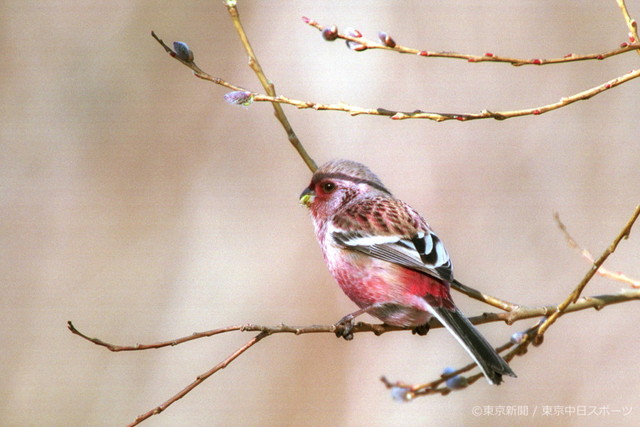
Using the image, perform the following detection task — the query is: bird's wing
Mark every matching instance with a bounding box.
[329,197,454,282]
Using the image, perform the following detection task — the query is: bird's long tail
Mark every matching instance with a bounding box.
[431,306,516,385]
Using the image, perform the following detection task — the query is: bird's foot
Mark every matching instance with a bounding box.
[334,314,356,341]
[411,322,430,336]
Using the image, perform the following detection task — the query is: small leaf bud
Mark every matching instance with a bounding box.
[442,367,468,390]
[390,386,412,402]
[173,41,194,62]
[378,31,396,48]
[223,91,253,106]
[322,25,339,41]
[344,27,365,51]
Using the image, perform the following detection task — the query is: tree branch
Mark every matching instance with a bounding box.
[380,205,640,398]
[618,0,640,55]
[302,16,640,66]
[67,287,640,353]
[225,4,317,172]
[535,205,640,342]
[150,32,640,122]
[127,331,269,427]
[555,212,640,288]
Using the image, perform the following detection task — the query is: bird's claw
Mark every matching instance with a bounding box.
[334,315,356,340]
[412,322,430,336]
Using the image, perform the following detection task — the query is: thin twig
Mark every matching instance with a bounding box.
[225,5,317,172]
[302,16,640,66]
[68,288,639,405]
[67,321,244,351]
[149,36,640,122]
[554,212,640,288]
[451,279,517,312]
[383,285,640,397]
[534,205,640,343]
[382,334,523,398]
[618,0,640,55]
[67,287,640,353]
[378,205,640,397]
[127,332,268,426]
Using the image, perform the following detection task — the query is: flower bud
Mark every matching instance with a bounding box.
[390,386,412,402]
[510,331,527,344]
[344,27,366,51]
[223,91,253,106]
[344,27,362,38]
[322,25,339,41]
[378,31,396,48]
[173,41,194,62]
[442,367,468,390]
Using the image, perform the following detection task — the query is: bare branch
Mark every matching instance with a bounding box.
[376,204,640,399]
[127,332,269,426]
[225,5,317,172]
[618,0,640,55]
[68,287,639,406]
[451,279,518,312]
[302,16,640,66]
[555,212,640,288]
[67,321,244,351]
[68,286,640,352]
[535,205,640,342]
[149,36,640,123]
[382,285,640,398]
[68,203,640,411]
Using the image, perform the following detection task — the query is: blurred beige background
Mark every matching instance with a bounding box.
[2,1,639,426]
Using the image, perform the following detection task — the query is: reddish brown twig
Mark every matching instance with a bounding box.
[535,205,640,343]
[151,32,640,123]
[128,331,269,426]
[555,212,640,288]
[302,16,640,66]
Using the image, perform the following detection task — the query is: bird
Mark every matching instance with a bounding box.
[299,159,516,385]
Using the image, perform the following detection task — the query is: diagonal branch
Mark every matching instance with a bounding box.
[380,204,640,398]
[534,205,640,343]
[555,212,640,288]
[618,0,640,55]
[225,4,317,172]
[127,331,268,426]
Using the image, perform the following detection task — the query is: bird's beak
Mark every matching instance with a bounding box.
[299,187,315,207]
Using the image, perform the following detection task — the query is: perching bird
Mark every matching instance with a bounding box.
[300,159,516,385]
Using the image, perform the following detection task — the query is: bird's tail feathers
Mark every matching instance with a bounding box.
[429,306,516,385]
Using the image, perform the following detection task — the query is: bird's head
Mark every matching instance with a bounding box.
[300,159,391,218]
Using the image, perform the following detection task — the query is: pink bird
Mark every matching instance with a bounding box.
[300,159,516,385]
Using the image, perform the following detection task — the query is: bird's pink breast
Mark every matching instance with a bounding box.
[325,247,454,326]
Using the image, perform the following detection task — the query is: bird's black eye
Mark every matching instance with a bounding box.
[321,182,336,193]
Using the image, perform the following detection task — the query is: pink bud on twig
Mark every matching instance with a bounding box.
[322,25,339,41]
[378,31,396,48]
[224,91,253,106]
[344,27,366,51]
